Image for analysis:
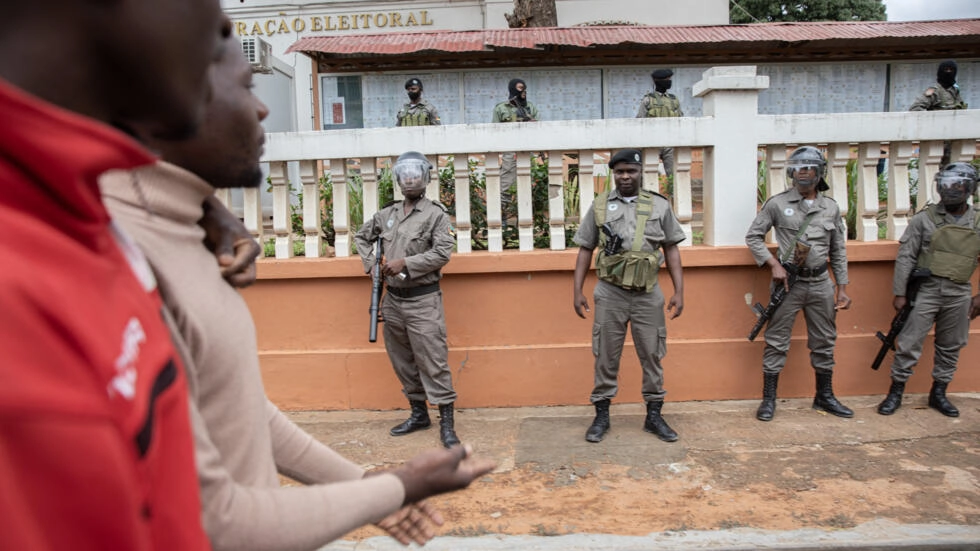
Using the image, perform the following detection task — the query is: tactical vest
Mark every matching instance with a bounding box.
[593,191,662,292]
[644,93,682,118]
[917,205,980,283]
[400,105,431,126]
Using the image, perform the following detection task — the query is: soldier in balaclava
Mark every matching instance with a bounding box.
[636,69,684,180]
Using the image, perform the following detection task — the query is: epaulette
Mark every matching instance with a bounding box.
[432,199,450,213]
[381,200,397,210]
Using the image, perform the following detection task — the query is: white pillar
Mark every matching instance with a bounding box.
[693,66,769,246]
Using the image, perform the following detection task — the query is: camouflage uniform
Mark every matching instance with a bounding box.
[909,83,968,112]
[492,100,539,214]
[396,99,441,127]
[636,91,684,177]
[354,197,457,405]
[745,187,849,375]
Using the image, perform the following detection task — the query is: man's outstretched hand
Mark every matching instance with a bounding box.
[392,445,496,506]
[376,500,444,546]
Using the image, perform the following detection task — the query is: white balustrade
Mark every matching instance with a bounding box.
[248,66,979,259]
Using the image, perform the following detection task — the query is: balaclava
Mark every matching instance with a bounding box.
[937,60,957,88]
[508,78,527,106]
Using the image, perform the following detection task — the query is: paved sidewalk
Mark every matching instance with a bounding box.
[290,394,980,550]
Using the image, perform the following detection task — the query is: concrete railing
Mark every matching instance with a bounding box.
[228,66,980,259]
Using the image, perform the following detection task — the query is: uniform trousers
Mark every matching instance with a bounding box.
[762,276,837,374]
[890,280,971,384]
[382,291,457,404]
[590,280,668,403]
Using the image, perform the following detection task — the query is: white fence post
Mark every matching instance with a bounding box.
[693,66,769,246]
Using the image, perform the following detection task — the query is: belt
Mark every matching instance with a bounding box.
[797,263,828,278]
[386,282,440,299]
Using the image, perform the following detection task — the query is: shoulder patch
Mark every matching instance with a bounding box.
[925,87,936,96]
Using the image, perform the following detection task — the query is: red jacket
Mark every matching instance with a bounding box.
[0,79,210,550]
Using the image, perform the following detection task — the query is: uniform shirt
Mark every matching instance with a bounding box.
[893,202,980,297]
[573,189,686,253]
[909,83,968,111]
[354,197,455,289]
[396,99,441,126]
[745,187,849,285]
[636,91,684,118]
[491,100,539,123]
[0,78,209,550]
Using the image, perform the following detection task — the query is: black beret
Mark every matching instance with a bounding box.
[404,78,423,89]
[651,69,673,80]
[609,149,643,168]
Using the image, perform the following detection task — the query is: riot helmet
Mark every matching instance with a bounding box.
[934,161,978,207]
[786,146,829,191]
[393,151,433,192]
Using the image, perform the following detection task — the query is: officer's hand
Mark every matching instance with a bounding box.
[375,500,444,546]
[970,294,980,320]
[574,293,591,319]
[199,196,260,288]
[667,294,684,319]
[835,288,852,310]
[893,296,907,312]
[383,258,408,277]
[771,263,789,291]
[392,445,496,506]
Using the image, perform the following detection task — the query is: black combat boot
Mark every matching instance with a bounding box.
[643,400,679,442]
[877,379,905,416]
[438,403,461,448]
[812,370,854,418]
[585,399,610,443]
[756,373,779,422]
[389,400,431,436]
[928,380,959,417]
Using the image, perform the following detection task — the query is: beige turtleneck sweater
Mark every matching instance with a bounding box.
[100,162,404,550]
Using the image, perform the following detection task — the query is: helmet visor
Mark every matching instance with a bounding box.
[393,158,431,188]
[935,174,972,190]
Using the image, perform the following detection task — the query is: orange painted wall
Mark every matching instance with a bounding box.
[243,243,980,411]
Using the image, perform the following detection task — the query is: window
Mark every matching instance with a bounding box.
[320,75,363,130]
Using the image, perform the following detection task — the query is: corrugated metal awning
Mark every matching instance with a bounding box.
[287,19,980,73]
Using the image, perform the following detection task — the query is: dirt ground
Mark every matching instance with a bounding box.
[288,397,980,541]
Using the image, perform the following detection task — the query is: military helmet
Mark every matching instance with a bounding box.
[393,151,433,186]
[934,161,978,198]
[786,146,829,191]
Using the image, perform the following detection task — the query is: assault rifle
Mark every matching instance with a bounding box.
[510,98,535,122]
[368,240,383,343]
[871,268,931,370]
[600,223,625,256]
[748,239,812,341]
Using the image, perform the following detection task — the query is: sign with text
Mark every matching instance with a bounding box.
[235,10,434,37]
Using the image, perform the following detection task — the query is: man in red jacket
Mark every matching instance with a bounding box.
[0,2,231,549]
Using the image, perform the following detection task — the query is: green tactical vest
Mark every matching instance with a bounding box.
[400,105,430,126]
[934,85,968,110]
[917,205,980,283]
[593,191,662,292]
[644,93,682,118]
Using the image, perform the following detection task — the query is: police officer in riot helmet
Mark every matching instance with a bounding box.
[877,162,980,418]
[354,151,461,448]
[396,78,441,127]
[746,145,853,422]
